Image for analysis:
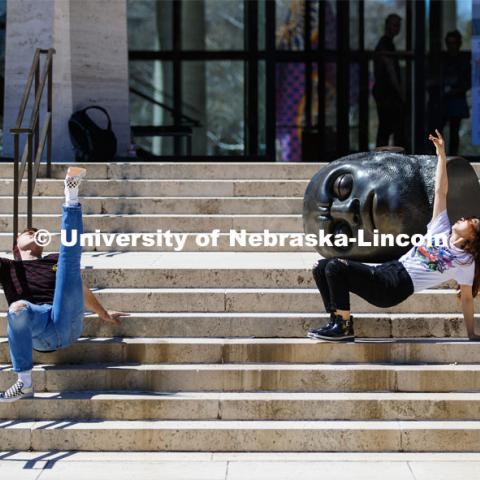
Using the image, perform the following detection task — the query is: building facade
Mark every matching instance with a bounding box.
[0,0,478,162]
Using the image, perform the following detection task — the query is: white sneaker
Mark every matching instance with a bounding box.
[0,380,34,402]
[64,167,87,205]
[65,166,87,189]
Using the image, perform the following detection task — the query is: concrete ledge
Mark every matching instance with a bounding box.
[2,363,480,393]
[3,391,480,421]
[0,288,468,313]
[0,213,303,233]
[0,312,469,339]
[0,162,327,180]
[0,337,479,365]
[0,196,303,215]
[2,419,480,452]
[0,161,478,180]
[0,179,310,197]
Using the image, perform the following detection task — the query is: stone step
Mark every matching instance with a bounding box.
[0,178,309,197]
[2,391,480,421]
[4,418,480,452]
[0,252,321,289]
[80,252,318,289]
[0,196,303,214]
[0,252,463,285]
[72,252,452,289]
[0,313,470,339]
[1,161,479,180]
[0,162,326,180]
[0,337,478,365]
[0,213,303,233]
[0,232,312,252]
[1,363,479,393]
[0,288,468,314]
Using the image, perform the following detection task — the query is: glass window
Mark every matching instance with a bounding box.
[325,61,337,156]
[182,61,244,155]
[443,0,480,156]
[276,0,304,51]
[350,0,360,50]
[364,0,406,52]
[129,61,174,155]
[368,59,378,150]
[127,0,172,51]
[276,0,319,51]
[326,0,337,50]
[182,0,244,51]
[125,0,480,160]
[349,62,360,151]
[258,0,266,50]
[258,61,266,155]
[453,0,471,51]
[275,62,305,161]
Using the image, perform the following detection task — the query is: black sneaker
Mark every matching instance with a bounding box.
[310,315,355,341]
[307,312,336,339]
[0,380,34,403]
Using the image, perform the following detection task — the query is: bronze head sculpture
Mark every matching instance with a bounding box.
[303,152,480,262]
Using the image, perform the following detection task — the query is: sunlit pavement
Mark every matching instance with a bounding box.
[1,451,480,480]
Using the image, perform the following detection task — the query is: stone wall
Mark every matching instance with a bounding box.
[3,0,130,162]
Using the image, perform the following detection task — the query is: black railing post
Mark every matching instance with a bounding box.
[47,52,53,178]
[27,132,33,229]
[34,53,40,164]
[13,134,19,247]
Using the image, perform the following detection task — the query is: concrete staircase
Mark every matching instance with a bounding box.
[1,161,480,452]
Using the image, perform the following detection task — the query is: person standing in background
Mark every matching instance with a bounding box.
[372,14,406,149]
[438,30,471,155]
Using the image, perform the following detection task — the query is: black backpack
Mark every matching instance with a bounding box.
[68,106,117,162]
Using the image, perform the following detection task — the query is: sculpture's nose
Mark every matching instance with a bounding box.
[331,198,361,226]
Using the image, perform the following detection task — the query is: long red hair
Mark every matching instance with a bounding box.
[457,217,480,298]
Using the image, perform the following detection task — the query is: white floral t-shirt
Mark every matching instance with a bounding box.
[399,209,475,292]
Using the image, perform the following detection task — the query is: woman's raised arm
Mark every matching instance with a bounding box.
[428,129,447,222]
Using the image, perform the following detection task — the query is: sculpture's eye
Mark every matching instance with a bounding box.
[332,174,353,200]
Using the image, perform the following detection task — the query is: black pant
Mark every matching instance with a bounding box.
[375,100,406,148]
[439,117,462,156]
[312,258,414,312]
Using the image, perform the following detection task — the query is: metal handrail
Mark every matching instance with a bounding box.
[10,48,55,246]
[129,86,201,127]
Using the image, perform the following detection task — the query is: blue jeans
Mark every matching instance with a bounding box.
[7,204,85,372]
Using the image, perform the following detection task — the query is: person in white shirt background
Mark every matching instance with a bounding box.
[308,129,480,342]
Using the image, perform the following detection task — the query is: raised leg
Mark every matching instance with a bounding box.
[51,203,85,345]
[52,168,87,345]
